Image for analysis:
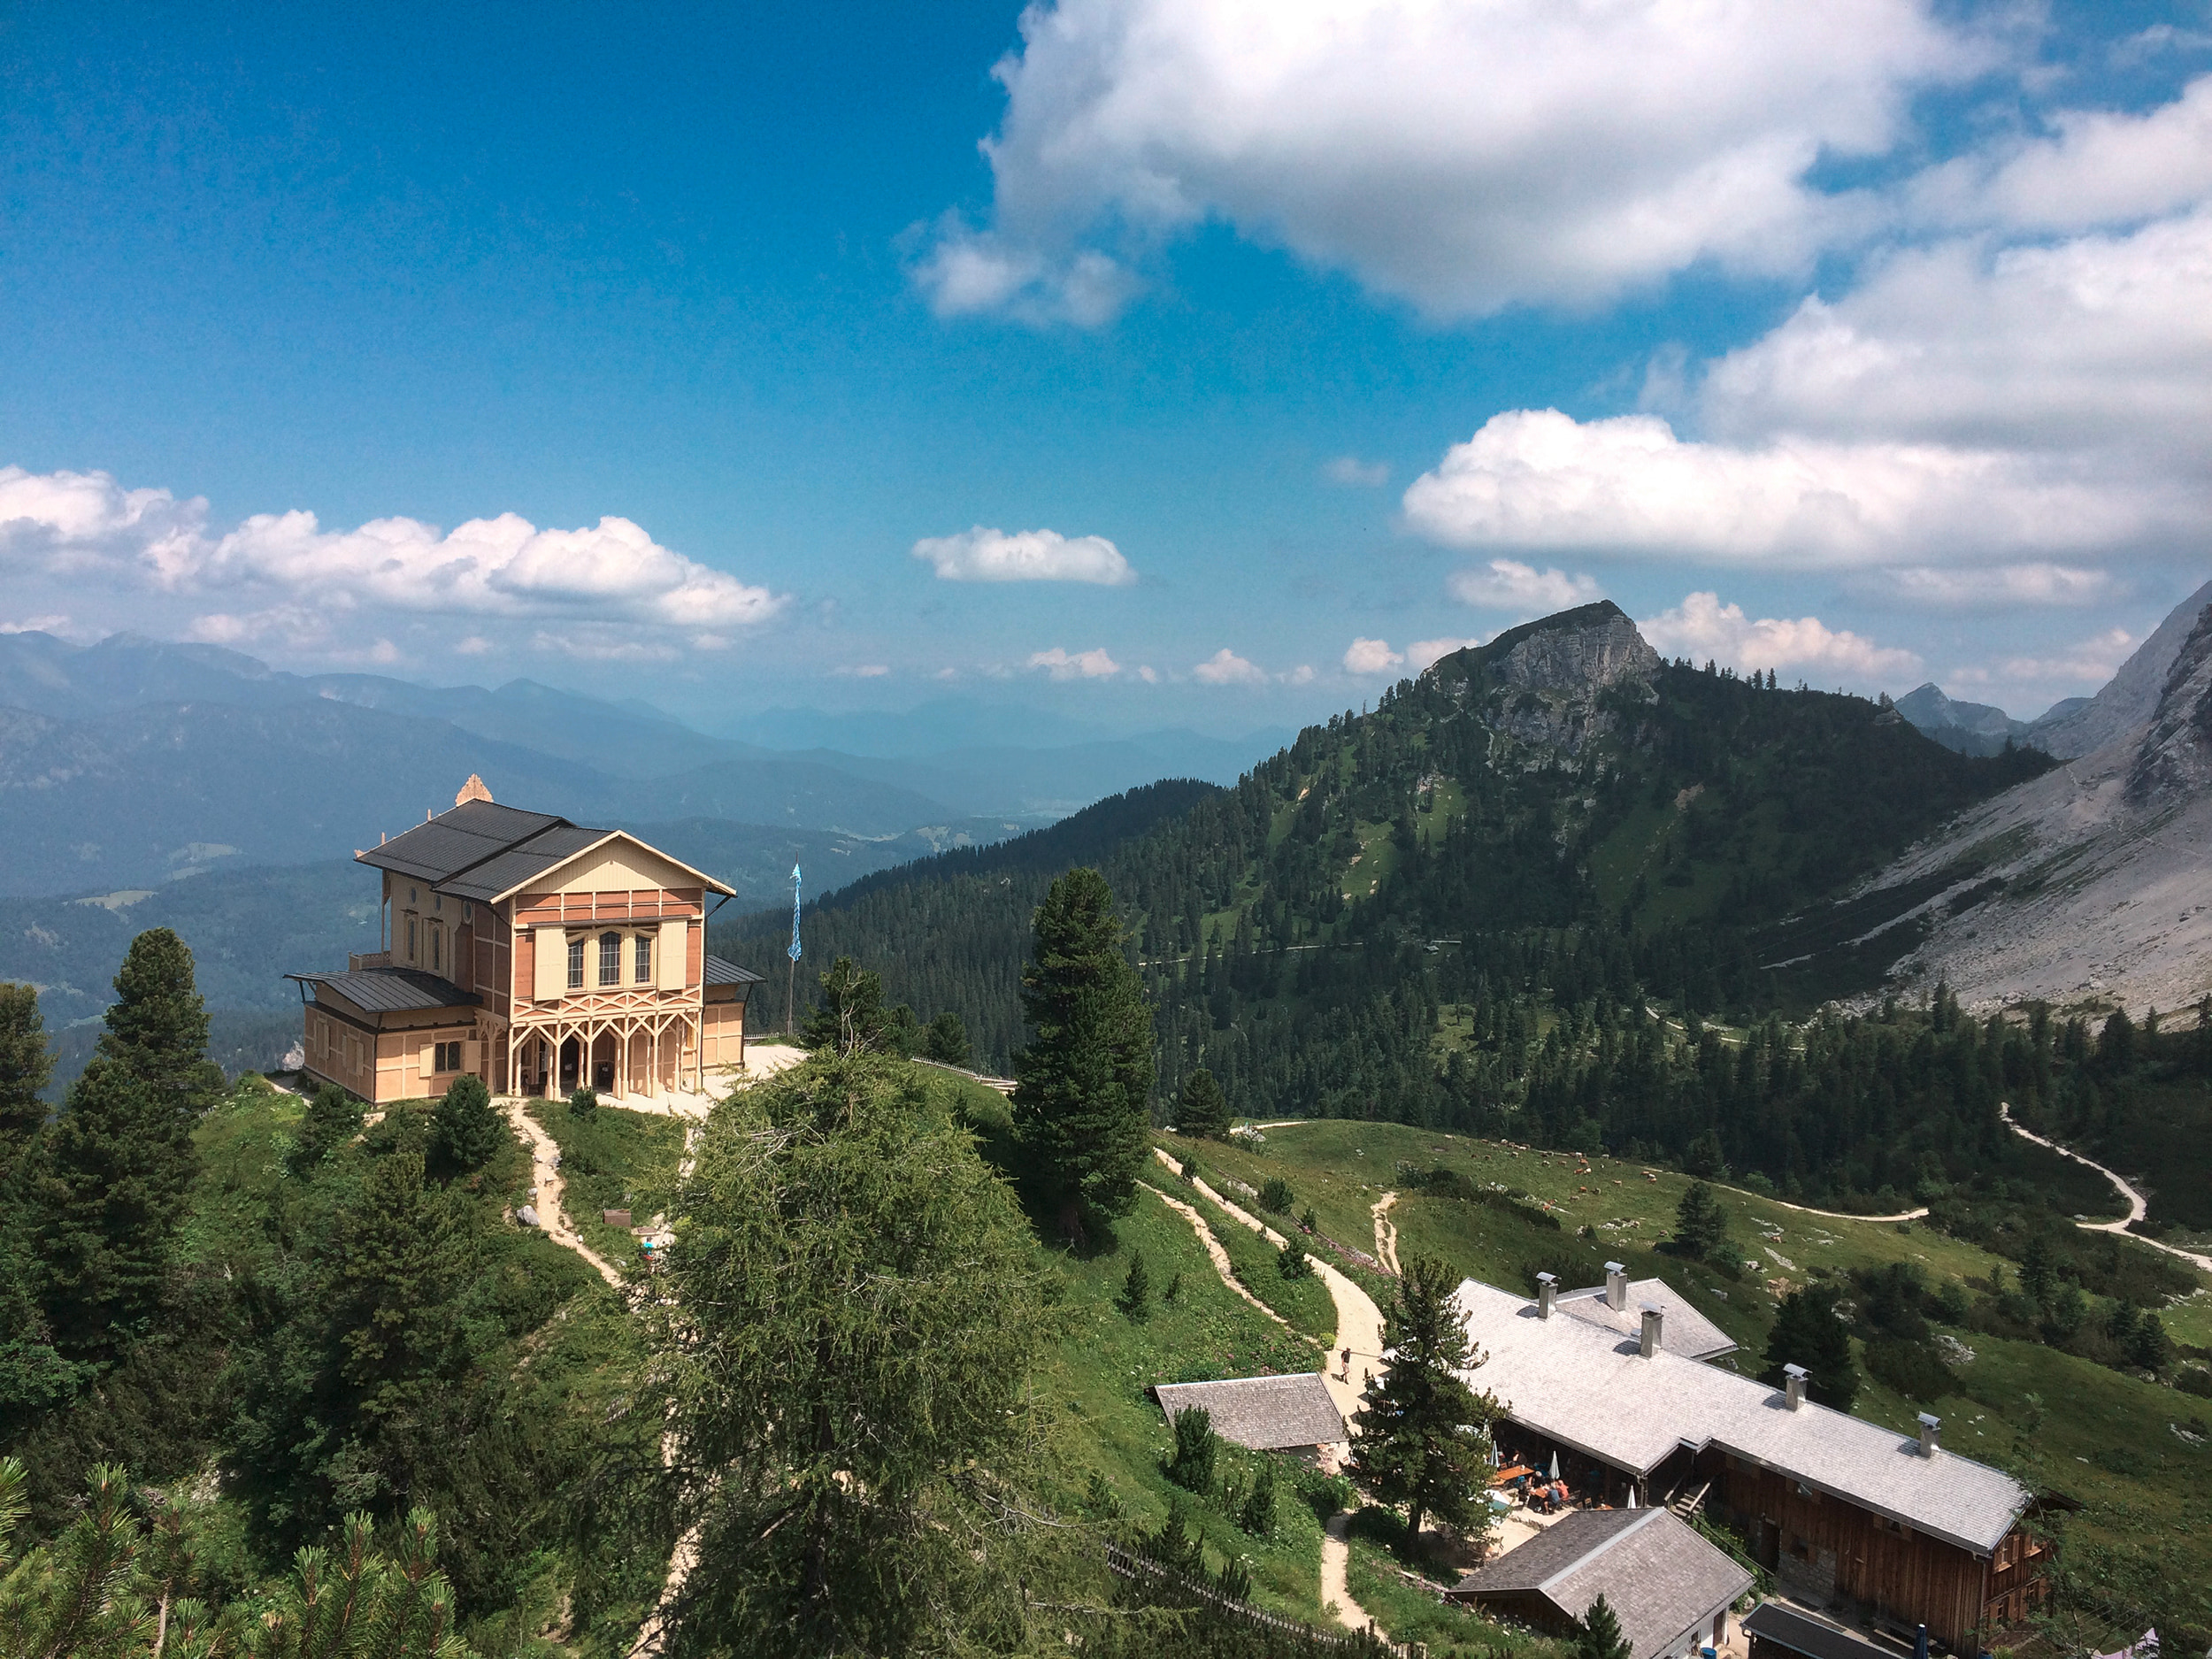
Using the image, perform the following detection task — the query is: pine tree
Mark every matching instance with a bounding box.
[1672,1180,1732,1262]
[1175,1068,1232,1138]
[651,1052,1071,1656]
[95,929,221,1124]
[428,1073,502,1176]
[923,1010,972,1067]
[1760,1284,1861,1412]
[2019,1233,2056,1306]
[1012,869,1155,1235]
[799,956,890,1055]
[0,983,51,1172]
[1118,1248,1153,1320]
[1576,1592,1633,1659]
[288,1083,363,1174]
[21,1056,197,1364]
[1350,1253,1498,1545]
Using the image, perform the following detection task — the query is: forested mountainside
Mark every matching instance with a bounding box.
[720,603,2062,1204]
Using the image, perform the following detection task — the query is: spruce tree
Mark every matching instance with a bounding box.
[428,1073,502,1176]
[1350,1252,1498,1545]
[95,929,221,1123]
[1576,1593,1633,1659]
[1175,1067,1231,1138]
[23,1056,196,1363]
[1118,1248,1153,1321]
[0,983,51,1171]
[1011,869,1155,1235]
[1672,1180,1732,1262]
[1760,1283,1861,1412]
[923,1010,972,1067]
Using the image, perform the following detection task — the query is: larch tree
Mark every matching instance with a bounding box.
[1011,868,1155,1237]
[651,1053,1080,1657]
[1349,1252,1498,1547]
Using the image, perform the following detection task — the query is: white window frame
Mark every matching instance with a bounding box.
[634,933,652,984]
[598,931,621,987]
[568,935,586,990]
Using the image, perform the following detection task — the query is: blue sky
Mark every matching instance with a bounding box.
[3,0,2209,736]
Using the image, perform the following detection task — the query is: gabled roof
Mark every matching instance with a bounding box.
[1452,1279,2031,1555]
[1451,1509,1752,1659]
[354,797,733,902]
[288,967,480,1015]
[1154,1373,1347,1451]
[1556,1278,1737,1361]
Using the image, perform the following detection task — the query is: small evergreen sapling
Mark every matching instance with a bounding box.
[1118,1248,1153,1321]
[1576,1592,1633,1659]
[429,1073,502,1175]
[567,1085,598,1118]
[1237,1462,1277,1538]
[1258,1177,1293,1215]
[1166,1405,1218,1494]
[1276,1240,1312,1280]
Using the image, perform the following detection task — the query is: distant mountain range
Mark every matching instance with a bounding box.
[1892,682,2092,757]
[0,632,1287,898]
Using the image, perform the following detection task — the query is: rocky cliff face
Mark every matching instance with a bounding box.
[2128,602,2212,803]
[2032,577,2212,759]
[1425,601,1663,757]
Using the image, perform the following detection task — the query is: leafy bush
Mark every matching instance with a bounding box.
[567,1086,597,1118]
[1863,1336,1955,1403]
[1276,1241,1313,1280]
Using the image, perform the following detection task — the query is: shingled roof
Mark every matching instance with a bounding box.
[1451,1278,2031,1555]
[1555,1277,1737,1361]
[355,795,732,902]
[1449,1509,1752,1659]
[1153,1373,1346,1451]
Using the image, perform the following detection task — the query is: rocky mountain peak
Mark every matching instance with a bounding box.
[2128,599,2212,803]
[1428,600,1662,695]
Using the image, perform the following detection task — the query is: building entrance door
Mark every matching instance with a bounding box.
[559,1036,581,1094]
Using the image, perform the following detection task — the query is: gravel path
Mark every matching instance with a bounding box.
[503,1100,624,1291]
[1370,1193,1400,1278]
[2000,1102,2212,1275]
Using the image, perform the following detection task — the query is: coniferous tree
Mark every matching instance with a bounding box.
[923,1010,972,1067]
[1011,869,1155,1235]
[1671,1180,1732,1262]
[288,1083,364,1175]
[1760,1284,1861,1412]
[1173,1068,1232,1138]
[95,929,221,1124]
[800,956,891,1055]
[1118,1248,1153,1321]
[1576,1593,1633,1659]
[428,1073,502,1176]
[651,1052,1073,1657]
[0,982,51,1171]
[23,1056,197,1364]
[1350,1253,1498,1545]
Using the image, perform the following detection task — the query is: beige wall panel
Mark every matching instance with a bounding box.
[551,837,702,897]
[657,919,689,990]
[533,926,568,1001]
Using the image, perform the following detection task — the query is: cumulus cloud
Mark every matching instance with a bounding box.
[0,466,786,646]
[1852,564,2119,609]
[1407,636,1486,672]
[1028,645,1123,679]
[1950,627,2136,696]
[1640,593,1920,682]
[1343,637,1404,674]
[1448,557,1602,612]
[0,613,71,635]
[1324,456,1390,487]
[915,0,1979,324]
[911,525,1135,585]
[1401,409,2189,568]
[1193,647,1267,685]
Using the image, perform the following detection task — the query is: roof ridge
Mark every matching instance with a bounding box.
[1533,1508,1662,1594]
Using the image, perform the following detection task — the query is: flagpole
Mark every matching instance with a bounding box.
[785,864,803,1035]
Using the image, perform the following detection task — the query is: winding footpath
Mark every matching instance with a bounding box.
[2000,1102,2212,1276]
[1147,1149,1389,1637]
[1370,1194,1401,1278]
[503,1102,624,1291]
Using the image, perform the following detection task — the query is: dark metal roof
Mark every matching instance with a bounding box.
[436,825,610,902]
[357,799,574,885]
[1742,1604,1901,1659]
[704,955,766,987]
[288,967,481,1015]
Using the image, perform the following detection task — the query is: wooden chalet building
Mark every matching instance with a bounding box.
[1454,1272,2049,1651]
[288,777,762,1104]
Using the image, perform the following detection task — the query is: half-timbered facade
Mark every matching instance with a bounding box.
[288,777,761,1104]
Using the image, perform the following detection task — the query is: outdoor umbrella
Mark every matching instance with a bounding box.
[1548,1451,1560,1481]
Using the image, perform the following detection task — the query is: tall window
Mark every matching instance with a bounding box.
[634,933,652,984]
[567,935,585,990]
[599,931,621,987]
[405,913,419,963]
[429,923,442,973]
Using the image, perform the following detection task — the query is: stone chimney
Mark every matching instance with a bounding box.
[1640,1303,1664,1357]
[1537,1272,1557,1319]
[1604,1262,1628,1310]
[1918,1413,1942,1457]
[1783,1363,1809,1410]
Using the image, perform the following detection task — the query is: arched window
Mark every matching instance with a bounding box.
[567,935,585,991]
[599,931,621,987]
[634,933,652,984]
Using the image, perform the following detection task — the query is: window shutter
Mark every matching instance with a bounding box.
[419,1040,434,1080]
[534,926,567,1001]
[657,919,689,990]
[462,1039,482,1071]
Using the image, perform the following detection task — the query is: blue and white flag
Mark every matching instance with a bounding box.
[788,864,803,963]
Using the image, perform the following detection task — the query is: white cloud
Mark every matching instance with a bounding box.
[837,663,892,678]
[917,0,1980,323]
[0,466,787,639]
[1286,664,1316,685]
[1640,593,1920,682]
[1342,637,1404,674]
[1323,456,1390,487]
[531,630,683,664]
[0,613,70,635]
[1401,409,2189,567]
[1028,645,1122,679]
[1193,647,1266,685]
[1137,664,1160,683]
[1447,557,1602,612]
[1949,627,2135,695]
[454,634,495,656]
[1852,564,2119,609]
[911,525,1135,585]
[1406,636,1486,672]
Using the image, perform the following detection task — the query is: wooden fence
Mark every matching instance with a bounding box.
[1102,1543,1424,1659]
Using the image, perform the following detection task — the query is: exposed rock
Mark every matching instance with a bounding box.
[2127,602,2212,803]
[517,1204,541,1228]
[2032,577,2212,760]
[1425,601,1662,759]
